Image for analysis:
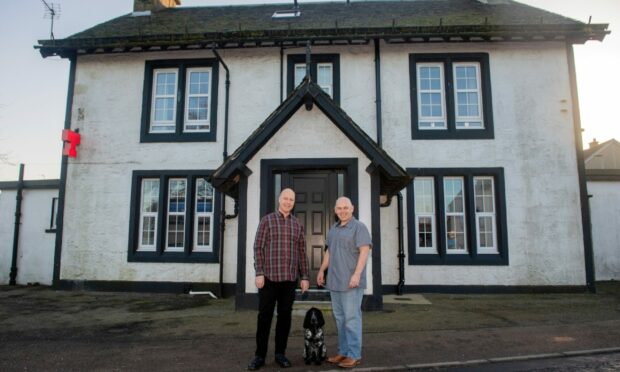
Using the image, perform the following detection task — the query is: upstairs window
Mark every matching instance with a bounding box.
[410,54,493,140]
[287,54,340,103]
[141,59,219,142]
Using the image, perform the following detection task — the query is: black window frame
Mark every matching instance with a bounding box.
[128,170,220,263]
[409,53,494,140]
[140,59,219,143]
[287,54,340,104]
[406,167,508,265]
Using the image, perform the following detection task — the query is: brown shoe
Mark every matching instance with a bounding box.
[338,357,361,368]
[326,355,347,364]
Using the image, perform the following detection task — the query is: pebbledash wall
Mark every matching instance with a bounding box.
[59,40,586,290]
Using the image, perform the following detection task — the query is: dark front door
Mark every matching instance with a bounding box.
[284,171,339,288]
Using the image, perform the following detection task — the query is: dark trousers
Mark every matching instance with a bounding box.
[255,278,297,358]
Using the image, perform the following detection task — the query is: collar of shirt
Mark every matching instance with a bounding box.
[336,217,357,228]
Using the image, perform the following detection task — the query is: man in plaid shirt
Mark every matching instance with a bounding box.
[248,188,310,370]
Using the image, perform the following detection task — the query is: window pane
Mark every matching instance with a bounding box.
[417,63,446,129]
[167,179,186,250]
[444,178,464,213]
[414,177,436,252]
[453,63,483,129]
[184,68,210,132]
[139,178,160,251]
[194,177,214,251]
[189,71,210,94]
[294,64,306,86]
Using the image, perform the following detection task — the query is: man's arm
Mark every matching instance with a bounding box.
[348,245,370,288]
[298,224,310,293]
[254,217,268,289]
[317,249,330,287]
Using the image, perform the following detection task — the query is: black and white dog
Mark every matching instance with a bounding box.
[303,307,327,365]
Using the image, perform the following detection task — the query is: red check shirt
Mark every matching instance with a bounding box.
[254,211,309,282]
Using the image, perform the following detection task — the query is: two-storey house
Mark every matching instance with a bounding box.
[36,0,609,309]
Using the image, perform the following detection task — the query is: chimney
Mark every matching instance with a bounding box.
[134,0,180,12]
[589,138,599,149]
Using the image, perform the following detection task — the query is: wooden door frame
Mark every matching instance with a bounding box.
[259,158,359,219]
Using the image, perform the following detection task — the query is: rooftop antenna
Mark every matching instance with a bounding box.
[41,0,60,40]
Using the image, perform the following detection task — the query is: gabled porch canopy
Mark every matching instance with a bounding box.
[209,78,411,199]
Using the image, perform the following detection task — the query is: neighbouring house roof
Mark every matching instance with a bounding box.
[0,179,60,190]
[584,139,620,181]
[36,0,609,58]
[209,78,412,198]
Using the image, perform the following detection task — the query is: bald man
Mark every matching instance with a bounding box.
[317,197,371,369]
[248,188,310,371]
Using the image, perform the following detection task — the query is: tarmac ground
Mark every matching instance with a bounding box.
[1,281,619,371]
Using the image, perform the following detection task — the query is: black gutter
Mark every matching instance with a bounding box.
[212,48,234,297]
[52,53,77,288]
[566,43,595,292]
[9,164,25,285]
[374,38,382,148]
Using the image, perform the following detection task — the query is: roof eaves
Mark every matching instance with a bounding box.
[36,23,609,58]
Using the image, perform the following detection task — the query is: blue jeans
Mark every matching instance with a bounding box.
[330,287,364,360]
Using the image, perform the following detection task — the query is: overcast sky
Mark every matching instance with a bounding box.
[0,0,618,181]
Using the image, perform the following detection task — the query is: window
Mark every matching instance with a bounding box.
[129,170,220,262]
[407,168,508,265]
[410,53,494,139]
[45,197,59,233]
[141,59,219,142]
[287,54,340,103]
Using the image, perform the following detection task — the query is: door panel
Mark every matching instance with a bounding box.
[286,172,338,288]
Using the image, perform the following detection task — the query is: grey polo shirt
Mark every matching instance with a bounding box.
[325,217,372,292]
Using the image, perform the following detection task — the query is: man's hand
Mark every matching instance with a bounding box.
[317,271,325,287]
[349,272,361,288]
[255,275,265,289]
[300,280,310,293]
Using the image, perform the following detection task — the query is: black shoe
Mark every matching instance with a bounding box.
[247,356,265,371]
[275,353,292,368]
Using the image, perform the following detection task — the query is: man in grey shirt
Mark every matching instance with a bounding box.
[317,196,371,369]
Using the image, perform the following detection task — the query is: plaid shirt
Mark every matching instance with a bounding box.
[254,211,309,282]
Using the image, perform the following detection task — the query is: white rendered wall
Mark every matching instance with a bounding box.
[380,41,586,286]
[0,189,57,285]
[588,181,620,280]
[61,41,587,287]
[244,106,373,294]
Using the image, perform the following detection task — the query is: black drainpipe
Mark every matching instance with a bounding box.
[374,38,405,294]
[280,44,284,103]
[9,163,25,285]
[212,48,234,297]
[53,53,77,288]
[396,192,405,295]
[374,38,382,148]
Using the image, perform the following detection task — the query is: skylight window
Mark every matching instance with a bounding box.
[272,9,301,19]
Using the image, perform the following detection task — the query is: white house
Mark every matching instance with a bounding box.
[36,0,609,309]
[0,179,59,286]
[584,139,620,281]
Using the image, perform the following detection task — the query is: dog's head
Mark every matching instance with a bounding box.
[303,307,325,329]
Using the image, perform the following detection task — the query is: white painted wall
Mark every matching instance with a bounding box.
[380,41,586,286]
[588,181,620,280]
[61,40,587,288]
[245,106,373,294]
[0,188,57,285]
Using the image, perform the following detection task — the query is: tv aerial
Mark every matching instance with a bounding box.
[41,0,61,40]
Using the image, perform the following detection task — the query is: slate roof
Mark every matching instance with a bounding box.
[209,77,412,198]
[37,0,609,57]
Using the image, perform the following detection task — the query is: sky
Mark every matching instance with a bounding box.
[0,0,618,181]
